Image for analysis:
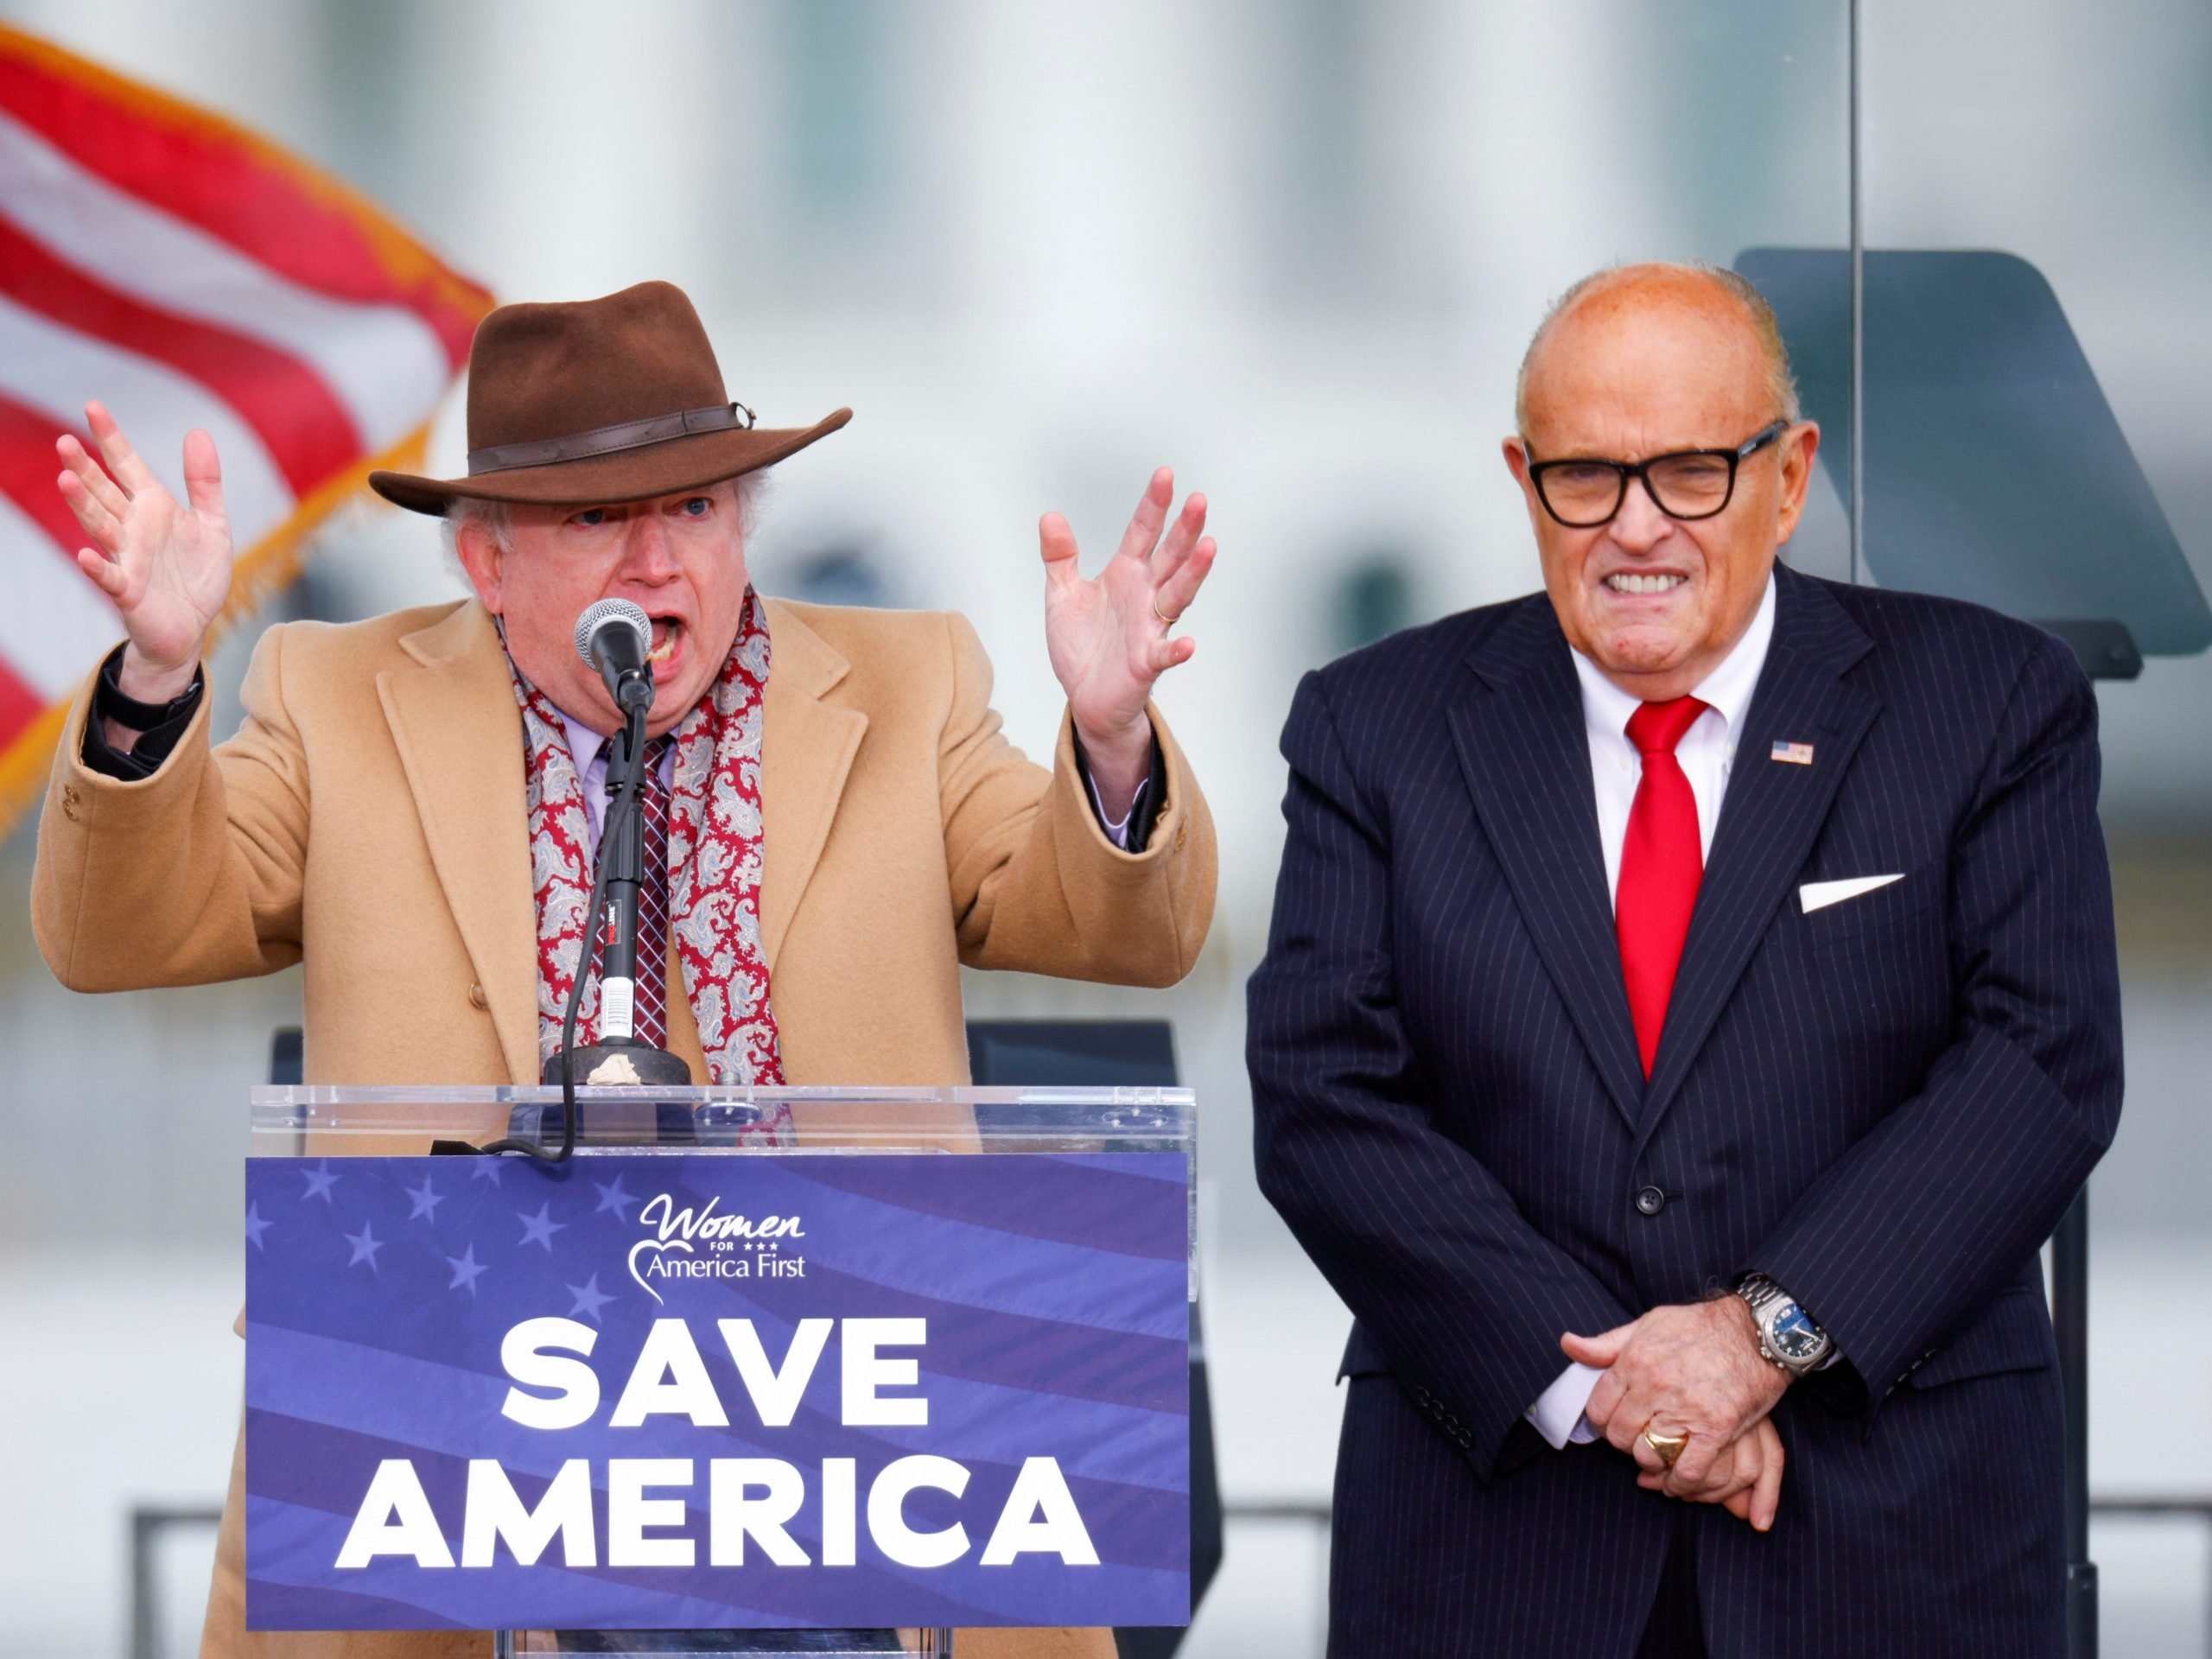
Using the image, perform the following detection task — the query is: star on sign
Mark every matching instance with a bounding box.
[301,1161,340,1203]
[447,1244,488,1294]
[245,1203,271,1251]
[593,1175,639,1220]
[567,1274,616,1322]
[404,1175,444,1222]
[468,1157,506,1185]
[344,1221,384,1272]
[518,1202,567,1252]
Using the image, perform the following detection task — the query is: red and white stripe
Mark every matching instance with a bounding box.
[0,24,490,806]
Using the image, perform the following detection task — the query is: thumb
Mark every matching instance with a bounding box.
[1038,512,1080,592]
[181,429,227,524]
[1560,1324,1633,1367]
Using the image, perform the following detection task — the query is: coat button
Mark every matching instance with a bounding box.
[467,982,489,1010]
[1634,1186,1667,1217]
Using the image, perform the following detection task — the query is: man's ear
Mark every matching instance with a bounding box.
[452,517,505,613]
[1502,435,1545,529]
[1774,422,1822,545]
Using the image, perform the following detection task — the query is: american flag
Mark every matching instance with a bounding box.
[1771,740,1815,766]
[0,25,492,828]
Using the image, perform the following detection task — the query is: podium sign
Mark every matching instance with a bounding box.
[243,1129,1191,1634]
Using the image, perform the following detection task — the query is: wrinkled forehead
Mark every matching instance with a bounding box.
[1522,286,1774,455]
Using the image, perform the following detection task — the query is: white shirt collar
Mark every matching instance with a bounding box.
[1569,569,1778,745]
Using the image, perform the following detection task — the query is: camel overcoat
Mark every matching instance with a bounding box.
[33,594,1217,1659]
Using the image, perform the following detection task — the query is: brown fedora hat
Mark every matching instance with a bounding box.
[368,280,849,515]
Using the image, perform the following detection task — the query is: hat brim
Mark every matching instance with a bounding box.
[367,408,851,516]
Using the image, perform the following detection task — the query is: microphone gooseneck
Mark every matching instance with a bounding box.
[575,597,657,715]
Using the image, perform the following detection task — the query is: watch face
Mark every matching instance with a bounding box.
[1770,1302,1826,1362]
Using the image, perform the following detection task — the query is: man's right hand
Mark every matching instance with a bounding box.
[58,402,233,724]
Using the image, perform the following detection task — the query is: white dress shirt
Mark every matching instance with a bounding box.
[1525,573,1778,1450]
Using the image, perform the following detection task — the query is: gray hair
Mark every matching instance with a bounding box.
[441,471,772,582]
[1515,261,1802,434]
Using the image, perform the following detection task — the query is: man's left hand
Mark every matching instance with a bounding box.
[1561,1297,1789,1497]
[1040,467,1217,819]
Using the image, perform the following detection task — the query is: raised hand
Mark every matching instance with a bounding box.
[1039,467,1217,817]
[57,401,233,704]
[1562,1297,1789,1516]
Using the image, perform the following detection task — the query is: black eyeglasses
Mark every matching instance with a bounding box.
[1526,420,1790,528]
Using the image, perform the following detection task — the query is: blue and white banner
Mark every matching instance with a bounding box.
[243,1152,1190,1630]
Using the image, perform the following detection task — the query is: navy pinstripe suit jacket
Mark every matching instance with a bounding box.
[1248,563,2123,1657]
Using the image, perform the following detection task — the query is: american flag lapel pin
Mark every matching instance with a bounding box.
[1771,740,1815,766]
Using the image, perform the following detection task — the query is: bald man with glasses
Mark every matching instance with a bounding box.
[1249,263,2121,1656]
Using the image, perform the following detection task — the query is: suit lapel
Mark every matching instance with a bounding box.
[377,602,540,1084]
[759,598,868,970]
[1447,601,1647,1128]
[1636,567,1879,1139]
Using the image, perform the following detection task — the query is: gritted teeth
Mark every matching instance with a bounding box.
[1605,572,1688,594]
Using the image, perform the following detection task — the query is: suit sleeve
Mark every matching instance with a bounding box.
[937,610,1215,988]
[1249,669,1633,1479]
[32,624,311,990]
[1754,632,2122,1409]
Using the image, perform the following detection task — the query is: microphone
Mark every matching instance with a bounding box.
[574,599,656,715]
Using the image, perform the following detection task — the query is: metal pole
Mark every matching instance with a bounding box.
[2053,1187,2097,1656]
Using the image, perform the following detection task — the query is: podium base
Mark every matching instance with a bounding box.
[498,1630,950,1656]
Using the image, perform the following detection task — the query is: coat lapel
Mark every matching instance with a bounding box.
[1636,566,1880,1140]
[759,598,868,970]
[1447,600,1647,1128]
[377,601,540,1084]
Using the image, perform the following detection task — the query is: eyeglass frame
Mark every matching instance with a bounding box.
[1523,419,1792,529]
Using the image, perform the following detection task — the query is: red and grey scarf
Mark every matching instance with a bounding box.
[508,591,787,1096]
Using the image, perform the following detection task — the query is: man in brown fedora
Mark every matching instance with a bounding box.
[33,281,1217,1659]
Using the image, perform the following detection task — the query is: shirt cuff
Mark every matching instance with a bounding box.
[1526,1362,1605,1450]
[1085,771,1148,850]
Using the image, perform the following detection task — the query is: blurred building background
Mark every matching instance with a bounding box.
[1,1,2207,1653]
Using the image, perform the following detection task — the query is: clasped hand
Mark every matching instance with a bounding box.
[1562,1298,1789,1531]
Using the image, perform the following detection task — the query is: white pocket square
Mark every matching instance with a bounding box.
[1800,874,1904,913]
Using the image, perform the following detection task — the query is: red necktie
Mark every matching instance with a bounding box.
[633,736,673,1051]
[1617,696,1708,1077]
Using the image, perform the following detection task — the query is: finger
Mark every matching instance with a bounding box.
[1145,635,1197,677]
[181,429,227,524]
[1154,537,1217,621]
[1039,512,1081,592]
[74,545,129,596]
[1626,1429,1666,1476]
[1668,1432,1721,1492]
[1579,1363,1626,1432]
[56,470,125,550]
[1147,490,1208,578]
[1751,1421,1785,1532]
[85,400,159,495]
[55,434,130,520]
[1112,467,1174,565]
[1724,1490,1754,1522]
[1560,1325,1633,1370]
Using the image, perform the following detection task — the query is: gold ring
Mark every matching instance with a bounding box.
[1151,595,1180,626]
[1641,1427,1688,1468]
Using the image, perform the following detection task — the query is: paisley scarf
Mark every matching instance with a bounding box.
[509,591,787,1102]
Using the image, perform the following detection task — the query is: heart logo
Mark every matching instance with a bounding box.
[627,1237,695,1303]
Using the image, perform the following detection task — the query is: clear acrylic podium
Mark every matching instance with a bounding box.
[248,1082,1198,1659]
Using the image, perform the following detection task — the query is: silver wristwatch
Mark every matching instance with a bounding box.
[1736,1273,1833,1376]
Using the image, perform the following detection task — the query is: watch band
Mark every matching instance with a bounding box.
[98,651,204,732]
[1736,1272,1830,1375]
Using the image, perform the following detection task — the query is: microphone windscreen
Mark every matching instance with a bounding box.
[574,598,652,669]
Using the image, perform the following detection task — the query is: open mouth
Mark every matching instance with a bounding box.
[646,618,682,663]
[1603,573,1688,595]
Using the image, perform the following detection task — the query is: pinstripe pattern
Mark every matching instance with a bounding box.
[1249,564,2120,1657]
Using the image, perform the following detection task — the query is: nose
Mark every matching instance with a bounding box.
[617,512,677,584]
[1608,473,1672,554]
